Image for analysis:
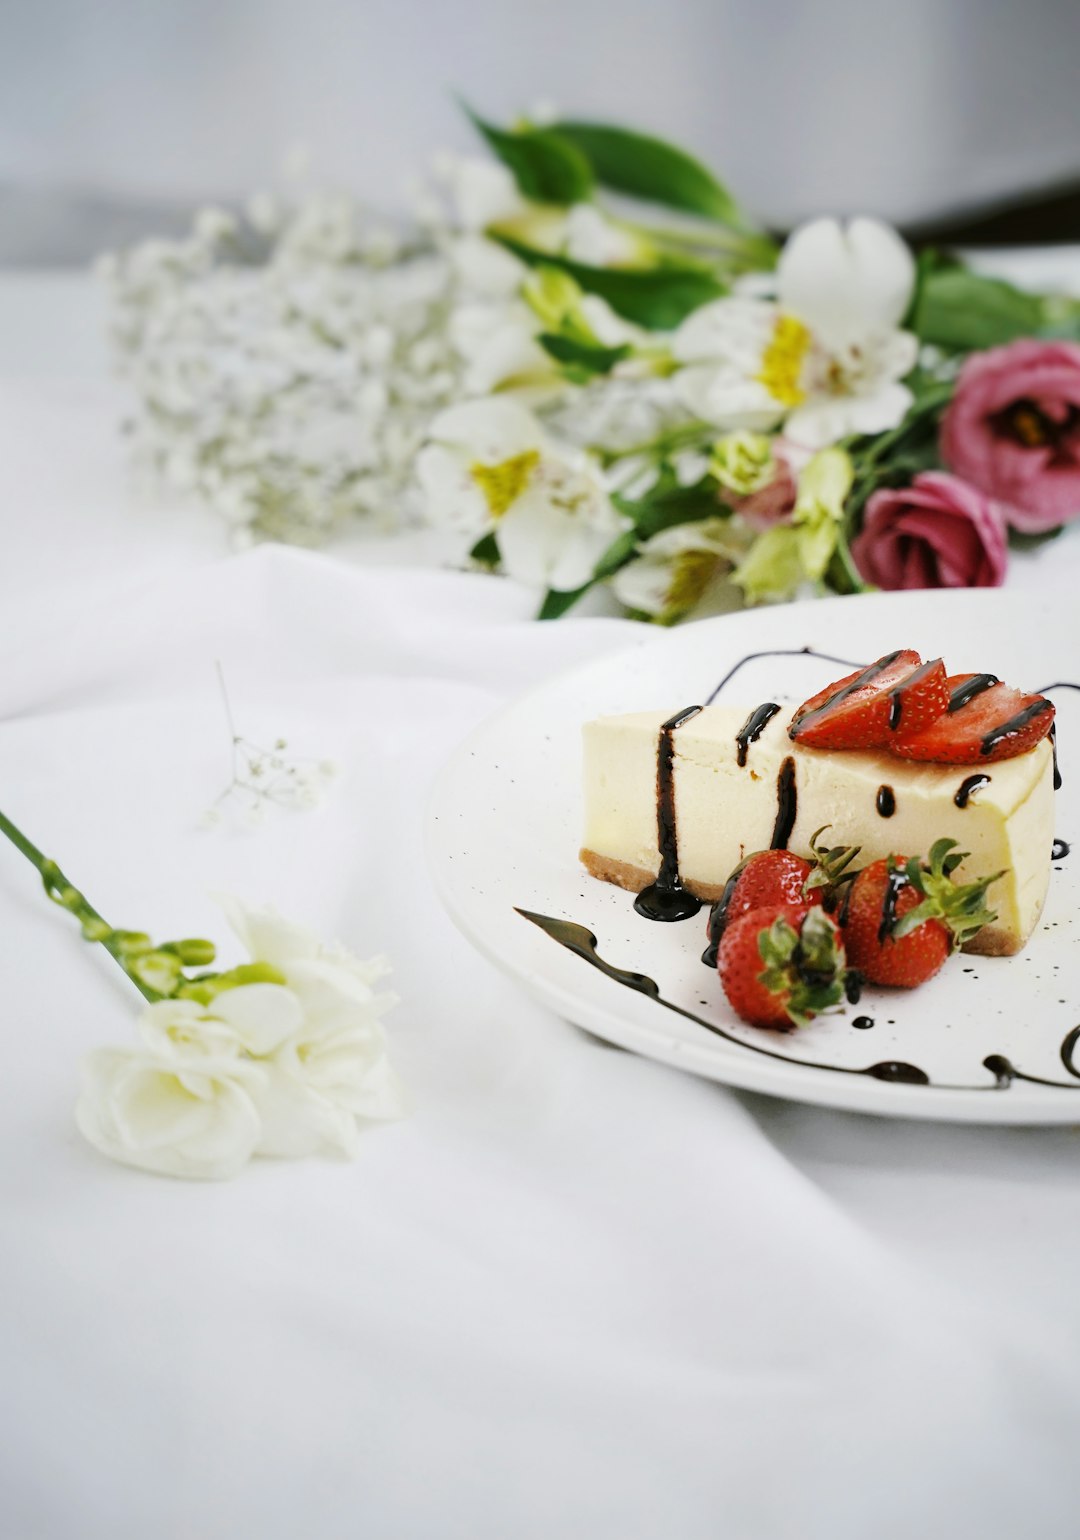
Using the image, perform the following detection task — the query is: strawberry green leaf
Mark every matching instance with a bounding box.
[757,909,847,1029]
[891,838,1001,946]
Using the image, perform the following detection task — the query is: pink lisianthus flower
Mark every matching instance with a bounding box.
[851,471,1008,590]
[729,440,806,531]
[941,339,1080,533]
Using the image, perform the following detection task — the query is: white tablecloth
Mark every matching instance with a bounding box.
[3,270,1080,1540]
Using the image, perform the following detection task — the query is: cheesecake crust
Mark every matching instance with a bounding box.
[579,846,1028,956]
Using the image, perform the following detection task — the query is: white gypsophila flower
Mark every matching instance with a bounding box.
[416,396,630,588]
[102,193,476,545]
[75,900,403,1180]
[671,216,918,449]
[542,372,691,456]
[611,517,752,623]
[434,153,527,231]
[76,1049,264,1181]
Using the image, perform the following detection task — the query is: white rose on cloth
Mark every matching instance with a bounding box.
[76,1050,264,1181]
[75,900,403,1181]
[417,397,631,591]
[672,216,918,448]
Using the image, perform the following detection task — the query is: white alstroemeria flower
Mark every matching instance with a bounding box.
[76,1050,263,1181]
[612,517,752,623]
[497,456,629,590]
[449,301,563,400]
[436,154,527,231]
[417,397,545,535]
[673,298,793,432]
[417,397,630,589]
[449,234,527,298]
[672,217,918,449]
[563,205,645,268]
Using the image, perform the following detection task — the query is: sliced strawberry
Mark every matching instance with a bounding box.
[789,651,949,750]
[718,904,848,1030]
[840,839,1000,986]
[892,677,1054,764]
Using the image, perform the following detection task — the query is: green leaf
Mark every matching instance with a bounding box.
[1009,524,1064,551]
[462,103,593,205]
[537,585,590,621]
[614,477,722,538]
[495,235,726,329]
[538,332,631,379]
[535,525,642,621]
[912,268,1044,352]
[553,120,753,231]
[469,531,501,568]
[591,528,640,579]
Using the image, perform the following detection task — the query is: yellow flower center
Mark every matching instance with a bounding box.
[470,450,540,519]
[756,315,810,407]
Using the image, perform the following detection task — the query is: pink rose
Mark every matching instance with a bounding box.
[851,471,1008,591]
[941,339,1080,532]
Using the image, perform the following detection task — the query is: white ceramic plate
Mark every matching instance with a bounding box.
[427,589,1079,1123]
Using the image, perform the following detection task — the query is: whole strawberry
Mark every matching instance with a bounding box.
[708,827,860,944]
[718,904,849,1030]
[841,838,1000,987]
[725,850,818,924]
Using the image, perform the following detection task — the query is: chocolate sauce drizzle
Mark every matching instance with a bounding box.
[735,702,781,767]
[771,758,798,849]
[876,785,896,818]
[704,647,866,706]
[519,911,928,1085]
[954,773,991,809]
[1050,724,1062,790]
[634,706,704,923]
[852,1016,875,1030]
[519,910,1080,1095]
[948,673,998,713]
[701,863,745,969]
[1053,838,1071,860]
[878,867,909,942]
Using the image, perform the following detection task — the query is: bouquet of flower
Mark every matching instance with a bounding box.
[103,104,1080,620]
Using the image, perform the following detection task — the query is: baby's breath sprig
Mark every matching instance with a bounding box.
[200,664,338,830]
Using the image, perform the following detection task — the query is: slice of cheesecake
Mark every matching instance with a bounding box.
[581,704,1054,956]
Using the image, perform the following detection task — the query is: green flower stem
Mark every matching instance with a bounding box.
[0,807,161,1003]
[617,212,778,270]
[830,531,874,596]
